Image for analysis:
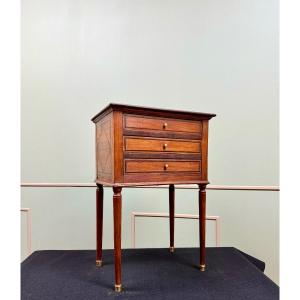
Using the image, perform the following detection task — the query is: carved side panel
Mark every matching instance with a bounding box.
[96,113,114,183]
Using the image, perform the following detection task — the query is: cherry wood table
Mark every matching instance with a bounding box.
[91,104,216,292]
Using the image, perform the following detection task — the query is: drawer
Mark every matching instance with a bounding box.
[124,137,201,153]
[124,115,201,133]
[125,160,201,173]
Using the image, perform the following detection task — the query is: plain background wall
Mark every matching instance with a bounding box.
[21,0,279,283]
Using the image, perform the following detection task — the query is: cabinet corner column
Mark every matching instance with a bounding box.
[96,184,103,267]
[113,186,122,292]
[198,184,206,271]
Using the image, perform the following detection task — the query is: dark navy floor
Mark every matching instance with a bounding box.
[21,247,279,300]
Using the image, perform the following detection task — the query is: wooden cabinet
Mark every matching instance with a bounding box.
[92,104,216,292]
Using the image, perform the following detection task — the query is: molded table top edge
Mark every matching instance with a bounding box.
[91,103,217,123]
[95,180,210,187]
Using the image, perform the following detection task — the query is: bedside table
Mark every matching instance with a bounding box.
[91,104,216,292]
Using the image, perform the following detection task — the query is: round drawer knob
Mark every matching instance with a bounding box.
[163,122,168,129]
[163,143,168,150]
[164,164,169,170]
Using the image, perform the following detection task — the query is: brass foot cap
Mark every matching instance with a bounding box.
[200,264,206,271]
[169,246,175,253]
[115,284,122,292]
[96,260,103,267]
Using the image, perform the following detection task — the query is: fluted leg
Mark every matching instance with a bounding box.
[169,184,175,252]
[113,187,122,292]
[96,184,103,267]
[199,185,206,271]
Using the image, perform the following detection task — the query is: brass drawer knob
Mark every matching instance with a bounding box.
[164,164,169,170]
[163,122,168,129]
[163,143,168,150]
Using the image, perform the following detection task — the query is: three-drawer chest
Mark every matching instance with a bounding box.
[91,103,216,292]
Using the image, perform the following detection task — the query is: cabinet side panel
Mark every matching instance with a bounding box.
[201,120,209,181]
[96,112,114,183]
[113,111,124,183]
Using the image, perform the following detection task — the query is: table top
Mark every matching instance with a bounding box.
[91,103,216,123]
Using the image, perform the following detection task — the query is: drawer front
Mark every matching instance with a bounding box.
[125,160,201,173]
[124,115,201,133]
[124,137,201,153]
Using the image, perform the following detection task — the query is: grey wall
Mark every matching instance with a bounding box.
[21,0,279,284]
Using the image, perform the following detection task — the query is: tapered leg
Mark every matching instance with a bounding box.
[96,184,103,267]
[169,184,175,253]
[199,185,206,271]
[113,187,122,292]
